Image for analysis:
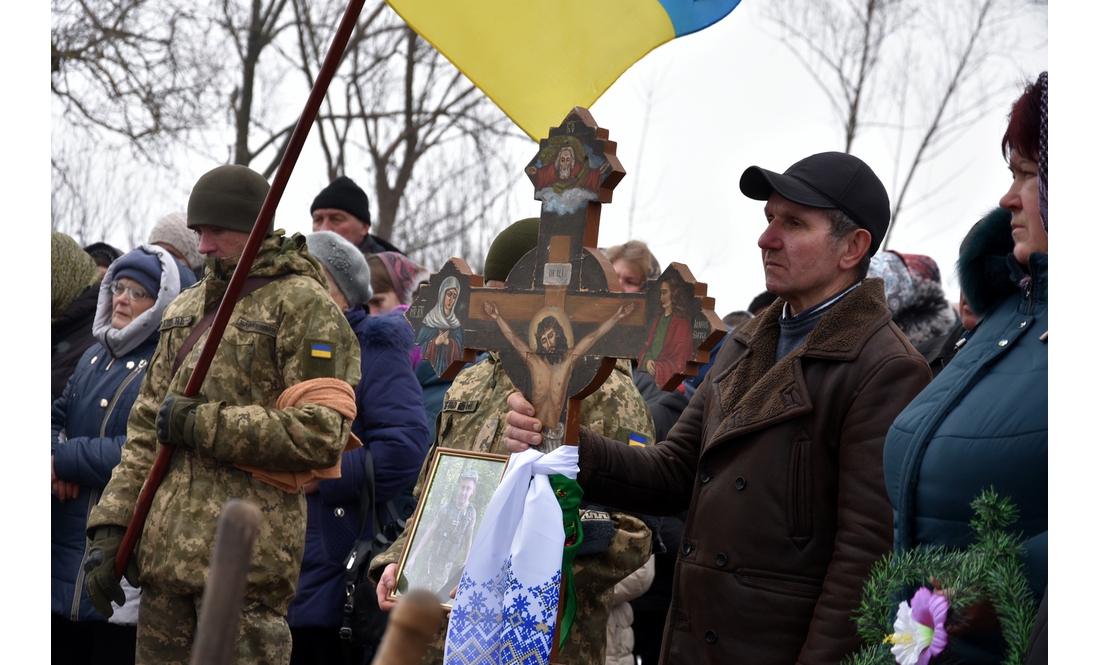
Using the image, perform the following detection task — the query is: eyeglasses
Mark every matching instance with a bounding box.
[110,281,151,301]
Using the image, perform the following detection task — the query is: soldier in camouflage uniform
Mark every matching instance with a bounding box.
[370,218,656,665]
[83,165,361,665]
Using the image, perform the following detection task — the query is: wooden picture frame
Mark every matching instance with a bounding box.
[389,447,510,608]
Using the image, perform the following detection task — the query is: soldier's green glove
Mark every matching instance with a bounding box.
[83,525,138,619]
[156,392,205,447]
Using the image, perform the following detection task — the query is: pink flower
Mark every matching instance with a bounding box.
[888,587,949,665]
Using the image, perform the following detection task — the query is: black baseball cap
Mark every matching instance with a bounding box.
[739,152,890,254]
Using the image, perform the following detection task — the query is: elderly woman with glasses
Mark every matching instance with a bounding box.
[52,244,195,665]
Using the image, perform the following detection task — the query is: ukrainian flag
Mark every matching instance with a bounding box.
[385,0,742,140]
[310,342,333,359]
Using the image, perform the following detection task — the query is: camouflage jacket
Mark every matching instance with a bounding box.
[368,354,655,665]
[88,232,361,614]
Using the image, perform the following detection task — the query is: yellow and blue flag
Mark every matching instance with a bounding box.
[385,0,742,140]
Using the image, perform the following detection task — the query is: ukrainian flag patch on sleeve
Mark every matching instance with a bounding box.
[310,342,333,359]
[303,339,337,379]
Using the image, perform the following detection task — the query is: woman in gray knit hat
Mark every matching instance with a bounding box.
[289,232,430,664]
[147,212,203,274]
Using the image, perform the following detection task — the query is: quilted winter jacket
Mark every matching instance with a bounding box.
[52,338,156,622]
[883,252,1048,663]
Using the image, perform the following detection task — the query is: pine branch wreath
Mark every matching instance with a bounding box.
[845,488,1037,665]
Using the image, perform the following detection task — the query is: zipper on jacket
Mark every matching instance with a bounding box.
[71,488,100,621]
[73,358,146,620]
[1024,279,1035,316]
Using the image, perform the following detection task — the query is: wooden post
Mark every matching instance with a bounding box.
[371,590,446,665]
[189,499,263,665]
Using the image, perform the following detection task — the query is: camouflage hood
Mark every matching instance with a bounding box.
[201,231,328,309]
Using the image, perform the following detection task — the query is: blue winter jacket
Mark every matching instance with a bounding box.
[883,252,1047,663]
[287,306,431,628]
[52,338,157,621]
[51,246,195,622]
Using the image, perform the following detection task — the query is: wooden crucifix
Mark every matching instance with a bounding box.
[407,107,726,451]
[405,107,726,664]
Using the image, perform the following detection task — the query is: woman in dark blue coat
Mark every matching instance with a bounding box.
[52,245,195,664]
[289,232,430,665]
[883,73,1048,664]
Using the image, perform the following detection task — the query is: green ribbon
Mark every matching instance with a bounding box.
[548,473,583,651]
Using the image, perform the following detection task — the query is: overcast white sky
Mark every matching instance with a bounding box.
[241,0,1048,316]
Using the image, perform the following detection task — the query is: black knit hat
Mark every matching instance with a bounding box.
[187,165,272,235]
[311,176,371,227]
[739,152,891,255]
[484,218,540,282]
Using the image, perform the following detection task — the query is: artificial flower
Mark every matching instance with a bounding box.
[886,587,949,665]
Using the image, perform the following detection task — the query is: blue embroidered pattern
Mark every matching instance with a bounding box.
[444,555,561,665]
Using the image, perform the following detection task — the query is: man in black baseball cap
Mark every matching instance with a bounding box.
[738,151,890,317]
[502,150,932,663]
[310,175,404,256]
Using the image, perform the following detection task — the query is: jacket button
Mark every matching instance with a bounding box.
[998,339,1008,346]
[99,398,109,408]
[1018,321,1027,328]
[705,630,717,643]
[700,470,711,484]
[126,361,135,369]
[734,477,746,490]
[680,541,692,556]
[334,508,345,518]
[715,553,727,567]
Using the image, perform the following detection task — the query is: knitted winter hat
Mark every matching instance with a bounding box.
[187,165,272,235]
[112,248,163,299]
[1036,72,1047,231]
[148,212,203,270]
[310,176,371,227]
[306,231,373,306]
[484,218,540,282]
[52,231,102,320]
[373,251,425,305]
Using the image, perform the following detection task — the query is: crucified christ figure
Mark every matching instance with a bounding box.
[483,301,635,451]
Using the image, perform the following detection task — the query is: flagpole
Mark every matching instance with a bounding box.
[113,0,369,580]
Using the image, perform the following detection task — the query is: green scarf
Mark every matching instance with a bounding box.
[549,473,584,650]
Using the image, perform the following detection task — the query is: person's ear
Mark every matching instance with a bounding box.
[838,229,872,271]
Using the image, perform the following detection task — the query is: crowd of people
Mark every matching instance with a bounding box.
[51,71,1047,665]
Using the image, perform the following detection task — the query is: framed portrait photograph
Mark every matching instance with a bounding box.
[390,447,509,608]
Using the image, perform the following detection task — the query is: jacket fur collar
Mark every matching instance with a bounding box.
[711,278,892,434]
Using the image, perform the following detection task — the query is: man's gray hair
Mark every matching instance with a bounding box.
[824,208,872,279]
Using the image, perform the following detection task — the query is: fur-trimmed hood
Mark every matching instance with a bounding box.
[891,279,958,347]
[957,207,1017,317]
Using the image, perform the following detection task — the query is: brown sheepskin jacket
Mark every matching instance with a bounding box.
[577,278,932,665]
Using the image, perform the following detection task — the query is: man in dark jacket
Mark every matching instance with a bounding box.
[310,176,404,256]
[505,152,932,665]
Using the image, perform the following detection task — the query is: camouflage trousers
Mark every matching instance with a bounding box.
[136,584,291,665]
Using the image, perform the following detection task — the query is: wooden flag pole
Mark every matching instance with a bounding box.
[114,0,369,580]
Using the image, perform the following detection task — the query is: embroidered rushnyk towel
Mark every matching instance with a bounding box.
[443,446,579,665]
